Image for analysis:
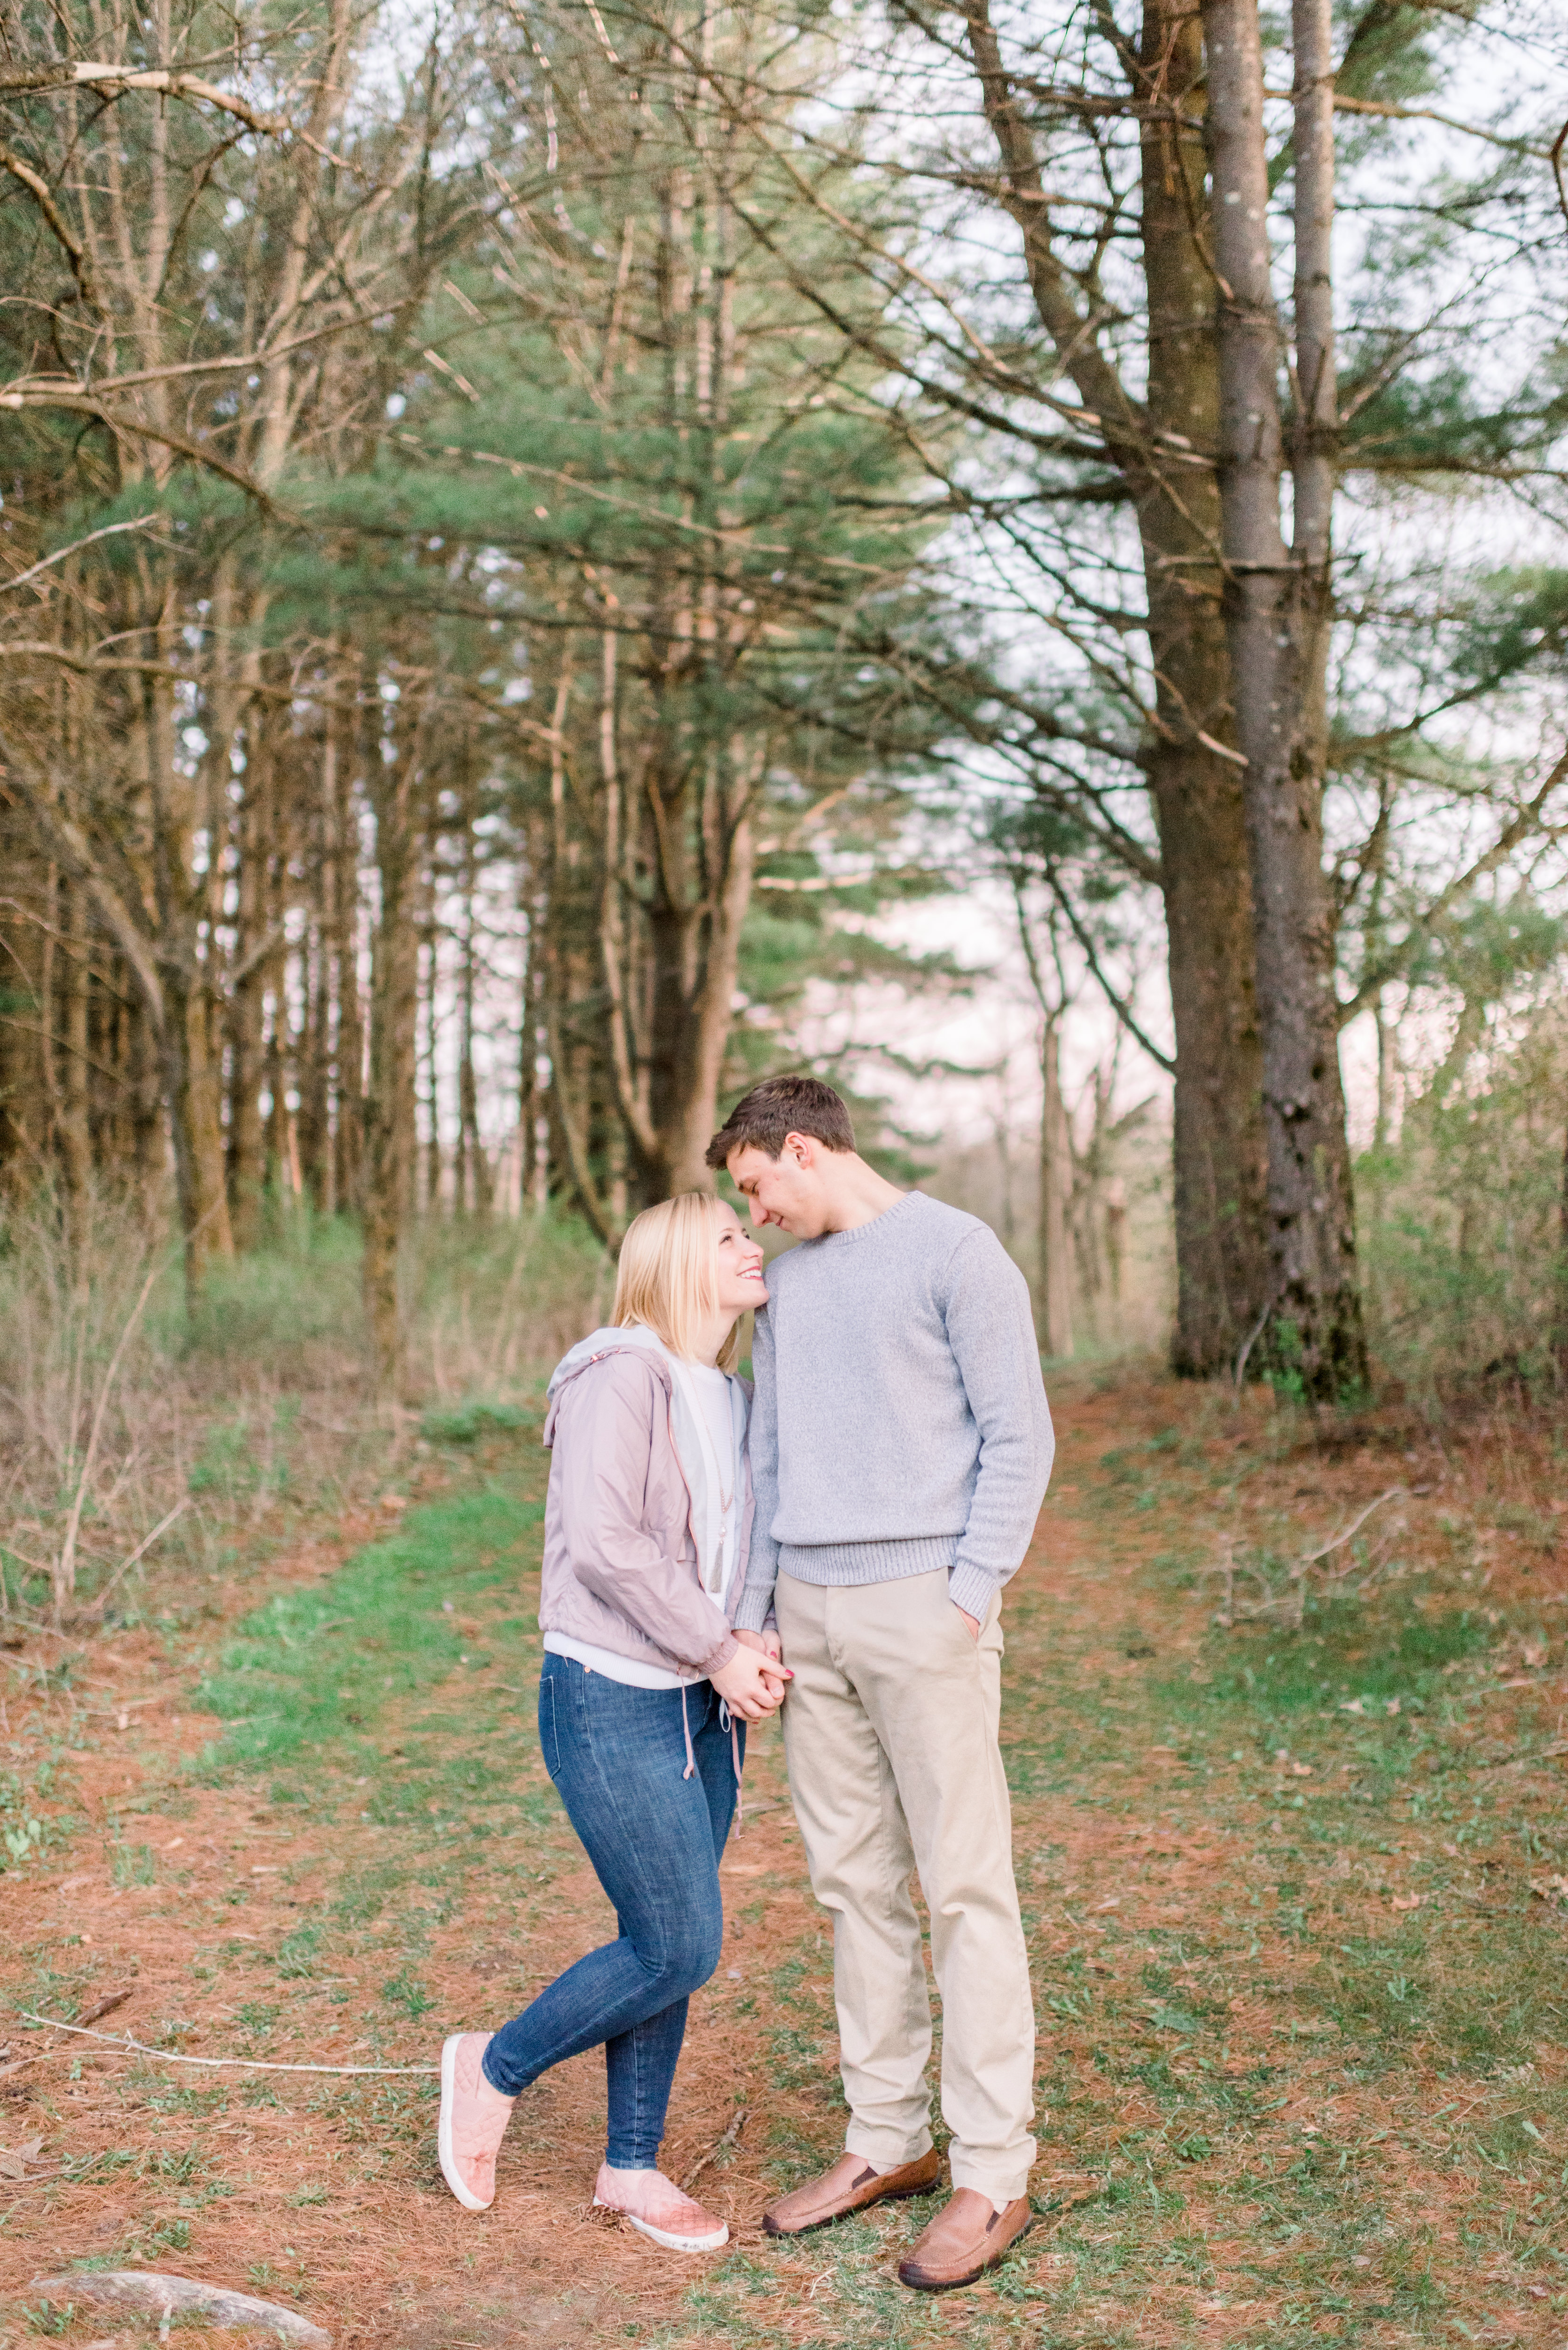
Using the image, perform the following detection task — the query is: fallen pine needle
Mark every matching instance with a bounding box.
[17,2011,437,2074]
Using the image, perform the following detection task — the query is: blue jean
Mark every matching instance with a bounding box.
[482,1654,742,2168]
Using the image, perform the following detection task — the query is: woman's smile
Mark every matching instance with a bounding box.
[715,1204,768,1305]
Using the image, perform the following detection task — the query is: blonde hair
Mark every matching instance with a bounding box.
[612,1191,743,1373]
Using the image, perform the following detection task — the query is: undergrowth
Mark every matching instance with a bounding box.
[0,1184,601,1636]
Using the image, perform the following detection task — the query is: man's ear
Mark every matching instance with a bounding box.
[782,1129,815,1169]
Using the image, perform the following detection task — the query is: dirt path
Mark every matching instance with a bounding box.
[3,1371,1567,2348]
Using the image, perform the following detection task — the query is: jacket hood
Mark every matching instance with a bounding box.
[546,1322,675,1396]
[543,1324,679,1448]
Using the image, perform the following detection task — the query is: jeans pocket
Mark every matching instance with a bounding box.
[538,1672,562,1780]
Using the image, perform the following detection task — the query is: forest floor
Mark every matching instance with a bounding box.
[2,1364,1568,2350]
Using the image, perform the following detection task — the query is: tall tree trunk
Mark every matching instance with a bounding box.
[127,983,165,1209]
[38,863,59,1180]
[227,720,272,1249]
[262,922,289,1210]
[160,963,234,1288]
[664,785,753,1197]
[419,909,441,1216]
[457,765,491,1215]
[297,912,331,1209]
[1202,0,1366,1400]
[1038,1014,1074,1358]
[1373,993,1396,1159]
[1139,0,1271,1375]
[143,613,234,1291]
[363,715,420,1394]
[1106,1177,1128,1306]
[58,877,92,1211]
[518,799,550,1211]
[0,877,46,1178]
[289,753,330,1210]
[331,695,366,1213]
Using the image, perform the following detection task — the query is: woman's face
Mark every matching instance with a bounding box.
[713,1200,769,1319]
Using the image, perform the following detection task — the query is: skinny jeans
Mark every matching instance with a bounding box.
[482,1654,741,2169]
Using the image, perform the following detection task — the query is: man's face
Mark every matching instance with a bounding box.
[726,1136,828,1240]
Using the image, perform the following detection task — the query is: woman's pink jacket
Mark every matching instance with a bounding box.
[538,1339,754,1681]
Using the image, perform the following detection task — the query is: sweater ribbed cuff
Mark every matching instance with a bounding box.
[948,1559,1000,1623]
[733,1584,776,1633]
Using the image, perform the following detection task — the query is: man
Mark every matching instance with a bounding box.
[707,1073,1053,2292]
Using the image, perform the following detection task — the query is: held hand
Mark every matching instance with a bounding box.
[712,1640,791,1720]
[733,1625,788,1702]
[956,1606,980,1644]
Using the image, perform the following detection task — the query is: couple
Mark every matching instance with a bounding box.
[437,1075,1054,2292]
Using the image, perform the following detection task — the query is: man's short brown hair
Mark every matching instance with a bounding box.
[704,1074,856,1169]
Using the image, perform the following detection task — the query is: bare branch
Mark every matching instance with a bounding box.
[0,514,158,597]
[0,63,346,166]
[0,143,95,301]
[0,388,272,507]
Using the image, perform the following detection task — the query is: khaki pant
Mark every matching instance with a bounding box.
[774,1567,1036,2205]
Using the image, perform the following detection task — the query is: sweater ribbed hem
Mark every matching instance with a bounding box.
[778,1533,958,1584]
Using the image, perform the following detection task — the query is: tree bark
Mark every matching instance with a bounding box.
[1138,0,1271,1374]
[419,905,442,1217]
[362,697,420,1394]
[457,753,491,1216]
[664,779,752,1198]
[331,693,366,1214]
[227,716,273,1249]
[518,798,550,1211]
[140,591,234,1291]
[1201,0,1366,1400]
[58,876,92,1210]
[1038,1015,1074,1358]
[38,863,60,1178]
[297,921,331,1210]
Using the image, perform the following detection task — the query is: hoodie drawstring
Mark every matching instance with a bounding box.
[683,1687,744,1829]
[718,1697,743,1831]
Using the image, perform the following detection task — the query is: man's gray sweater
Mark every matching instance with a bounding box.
[735,1191,1054,1630]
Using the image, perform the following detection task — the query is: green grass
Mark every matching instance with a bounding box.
[419,1399,534,1444]
[194,1483,547,1781]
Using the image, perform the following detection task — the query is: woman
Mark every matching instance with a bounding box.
[437,1192,787,2252]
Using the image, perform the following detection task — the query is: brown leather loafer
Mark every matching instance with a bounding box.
[897,2188,1033,2290]
[762,2147,941,2237]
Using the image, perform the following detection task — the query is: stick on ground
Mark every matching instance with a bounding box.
[680,2105,747,2194]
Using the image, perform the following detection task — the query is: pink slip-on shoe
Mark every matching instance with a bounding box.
[593,2162,728,2252]
[437,2032,515,2212]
